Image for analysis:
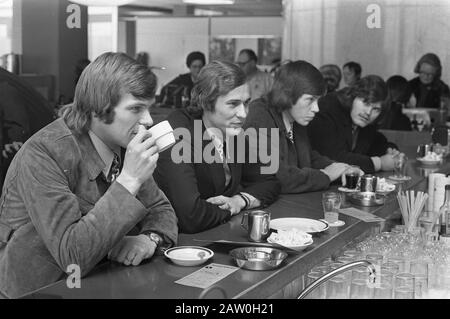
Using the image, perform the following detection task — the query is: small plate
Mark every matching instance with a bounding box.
[164,246,213,267]
[266,229,313,252]
[388,175,412,182]
[417,158,441,166]
[319,219,346,227]
[338,187,359,193]
[270,218,329,234]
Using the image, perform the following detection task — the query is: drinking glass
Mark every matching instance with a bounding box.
[349,278,374,299]
[373,283,393,299]
[393,153,408,179]
[342,165,361,189]
[409,260,428,277]
[352,267,370,281]
[394,273,415,299]
[366,253,384,267]
[394,286,415,299]
[381,262,400,275]
[388,257,407,273]
[311,265,330,275]
[306,271,326,299]
[414,274,428,299]
[326,275,348,299]
[322,192,342,224]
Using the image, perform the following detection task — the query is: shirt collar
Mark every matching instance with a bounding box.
[282,110,294,133]
[204,124,228,160]
[88,130,121,178]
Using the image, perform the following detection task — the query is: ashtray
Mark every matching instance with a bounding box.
[348,191,386,207]
[229,247,287,271]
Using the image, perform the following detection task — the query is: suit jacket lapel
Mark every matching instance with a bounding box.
[200,125,227,194]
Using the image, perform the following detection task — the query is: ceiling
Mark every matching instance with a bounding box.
[120,0,283,17]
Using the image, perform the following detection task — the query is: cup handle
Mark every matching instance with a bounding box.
[241,212,249,231]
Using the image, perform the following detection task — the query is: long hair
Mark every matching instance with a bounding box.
[338,75,389,124]
[268,60,327,113]
[61,52,157,134]
[188,60,246,116]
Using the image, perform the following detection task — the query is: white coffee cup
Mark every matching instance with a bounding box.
[148,120,176,152]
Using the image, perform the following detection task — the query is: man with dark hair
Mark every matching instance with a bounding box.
[0,67,55,193]
[236,49,273,101]
[308,75,398,173]
[159,51,206,108]
[319,64,342,93]
[343,62,362,87]
[0,52,178,298]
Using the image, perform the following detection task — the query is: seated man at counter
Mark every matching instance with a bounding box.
[159,51,206,108]
[0,52,178,298]
[154,60,280,234]
[244,60,352,194]
[308,75,398,174]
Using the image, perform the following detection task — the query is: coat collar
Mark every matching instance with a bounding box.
[75,129,107,181]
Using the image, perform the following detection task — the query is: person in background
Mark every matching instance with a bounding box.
[236,49,273,101]
[378,75,412,131]
[319,64,342,93]
[269,57,282,77]
[74,58,91,86]
[308,75,398,174]
[0,52,178,298]
[0,68,55,193]
[408,53,450,109]
[154,60,280,234]
[244,60,354,194]
[135,52,150,67]
[159,51,206,108]
[342,61,362,87]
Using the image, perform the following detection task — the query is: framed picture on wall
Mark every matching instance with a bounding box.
[209,38,236,62]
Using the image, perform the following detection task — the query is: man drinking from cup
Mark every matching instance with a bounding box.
[0,52,178,298]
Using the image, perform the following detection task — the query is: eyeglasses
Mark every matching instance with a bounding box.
[236,60,251,67]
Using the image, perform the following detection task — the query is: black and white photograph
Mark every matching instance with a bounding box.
[1,0,450,307]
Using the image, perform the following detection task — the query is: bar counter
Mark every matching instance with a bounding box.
[24,150,449,299]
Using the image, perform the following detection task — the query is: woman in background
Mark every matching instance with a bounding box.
[408,53,450,109]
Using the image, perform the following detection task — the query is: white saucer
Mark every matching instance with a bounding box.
[320,219,345,227]
[338,187,359,193]
[388,175,412,182]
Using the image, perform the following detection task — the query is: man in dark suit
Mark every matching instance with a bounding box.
[308,75,398,174]
[245,60,352,194]
[154,61,280,234]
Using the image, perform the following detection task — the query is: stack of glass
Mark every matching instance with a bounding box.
[305,225,450,299]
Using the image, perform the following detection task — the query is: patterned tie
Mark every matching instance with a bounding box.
[107,153,121,183]
[287,127,294,144]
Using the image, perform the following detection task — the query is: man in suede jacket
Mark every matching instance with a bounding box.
[0,53,178,298]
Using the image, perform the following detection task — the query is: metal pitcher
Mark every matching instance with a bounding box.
[241,210,271,242]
